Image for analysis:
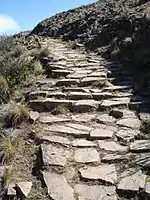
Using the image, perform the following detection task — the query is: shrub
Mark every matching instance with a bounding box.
[39,46,51,58]
[4,102,30,127]
[0,134,20,164]
[32,60,45,75]
[0,76,9,103]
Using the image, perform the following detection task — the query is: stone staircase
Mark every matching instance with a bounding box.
[27,38,150,199]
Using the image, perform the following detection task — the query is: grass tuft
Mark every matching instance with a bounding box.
[0,134,20,164]
[4,102,30,127]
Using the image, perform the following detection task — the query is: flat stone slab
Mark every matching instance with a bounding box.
[67,92,92,100]
[117,118,141,129]
[145,182,150,195]
[63,87,89,93]
[116,128,140,142]
[96,114,116,124]
[44,125,89,137]
[74,148,99,163]
[98,141,128,152]
[56,79,79,86]
[41,136,70,146]
[130,140,150,152]
[72,139,96,147]
[66,123,93,132]
[41,144,70,167]
[43,171,75,200]
[93,124,117,132]
[79,164,117,184]
[74,184,117,200]
[51,69,72,77]
[88,71,106,77]
[118,169,146,192]
[72,100,100,112]
[102,153,130,163]
[90,128,114,139]
[101,98,130,109]
[39,115,71,124]
[71,113,96,122]
[102,85,132,92]
[80,77,106,86]
[16,182,32,198]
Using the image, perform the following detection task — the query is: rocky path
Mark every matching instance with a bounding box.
[27,38,150,200]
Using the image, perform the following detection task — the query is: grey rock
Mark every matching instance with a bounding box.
[72,139,96,147]
[7,184,16,196]
[79,164,117,184]
[145,182,150,195]
[43,171,75,200]
[41,136,70,146]
[29,111,39,122]
[102,153,130,163]
[41,144,70,167]
[96,114,116,124]
[16,182,32,198]
[117,118,141,129]
[90,128,114,139]
[44,124,89,137]
[116,128,140,142]
[74,184,117,200]
[74,148,99,163]
[56,79,79,86]
[67,92,92,100]
[72,99,100,112]
[39,115,71,124]
[118,169,146,192]
[98,141,128,152]
[130,140,150,152]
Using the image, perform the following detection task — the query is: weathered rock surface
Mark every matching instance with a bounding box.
[98,141,128,152]
[74,148,99,163]
[90,128,114,139]
[79,165,117,184]
[43,171,75,200]
[16,182,32,198]
[74,184,117,200]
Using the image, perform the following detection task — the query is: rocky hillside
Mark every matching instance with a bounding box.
[32,0,150,97]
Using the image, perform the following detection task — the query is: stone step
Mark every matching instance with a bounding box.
[100,98,130,110]
[29,99,76,112]
[102,85,132,92]
[51,69,73,78]
[67,92,92,100]
[63,87,90,93]
[79,77,106,87]
[55,79,80,87]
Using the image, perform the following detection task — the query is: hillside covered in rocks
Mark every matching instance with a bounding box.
[32,0,150,99]
[0,0,150,200]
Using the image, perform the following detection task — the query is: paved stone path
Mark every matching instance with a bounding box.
[28,38,150,199]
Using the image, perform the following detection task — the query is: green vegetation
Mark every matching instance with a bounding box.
[0,134,20,164]
[4,102,30,127]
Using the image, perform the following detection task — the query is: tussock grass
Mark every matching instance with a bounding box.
[0,134,20,164]
[4,102,30,127]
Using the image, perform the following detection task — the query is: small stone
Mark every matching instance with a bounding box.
[7,184,16,196]
[96,114,116,124]
[72,139,96,147]
[41,144,70,167]
[74,184,117,200]
[98,141,128,152]
[41,136,70,146]
[44,125,89,137]
[72,100,100,112]
[16,182,32,198]
[90,128,114,139]
[117,118,141,129]
[130,140,150,152]
[79,165,117,184]
[74,148,99,163]
[29,111,39,123]
[145,182,150,195]
[66,123,93,132]
[116,128,139,142]
[39,115,71,124]
[118,169,146,192]
[43,171,75,200]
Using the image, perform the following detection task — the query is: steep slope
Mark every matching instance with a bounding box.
[32,0,150,98]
